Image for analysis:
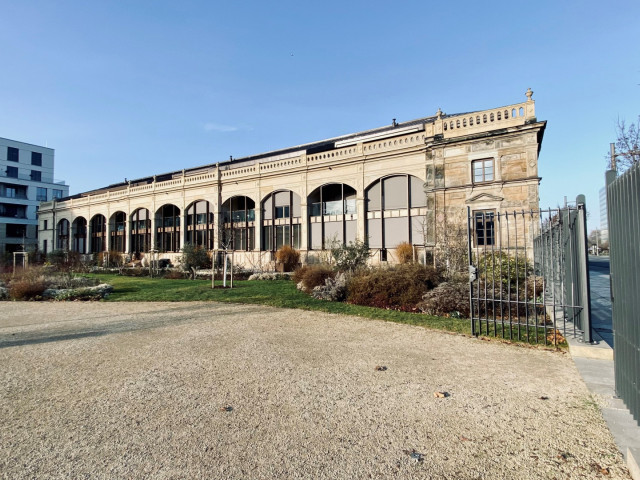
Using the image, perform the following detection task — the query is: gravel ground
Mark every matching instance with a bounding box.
[0,302,629,479]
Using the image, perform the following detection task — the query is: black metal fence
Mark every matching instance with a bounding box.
[467,197,591,346]
[606,166,640,423]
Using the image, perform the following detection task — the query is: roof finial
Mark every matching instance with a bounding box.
[525,87,533,101]
[436,107,442,119]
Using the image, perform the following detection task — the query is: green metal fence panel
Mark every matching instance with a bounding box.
[607,164,640,423]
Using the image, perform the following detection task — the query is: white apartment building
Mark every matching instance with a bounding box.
[0,137,69,256]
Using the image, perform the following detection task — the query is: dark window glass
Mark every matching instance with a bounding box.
[31,170,42,182]
[53,189,63,199]
[474,211,495,246]
[36,187,47,201]
[7,166,18,178]
[44,220,48,230]
[7,147,19,162]
[31,152,42,166]
[6,224,26,238]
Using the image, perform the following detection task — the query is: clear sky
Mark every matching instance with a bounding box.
[1,0,638,230]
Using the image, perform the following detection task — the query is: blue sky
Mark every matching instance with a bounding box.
[1,0,638,229]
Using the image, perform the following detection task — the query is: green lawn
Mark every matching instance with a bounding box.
[85,274,565,348]
[88,274,470,334]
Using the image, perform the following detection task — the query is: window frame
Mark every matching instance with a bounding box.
[7,147,19,162]
[473,209,496,247]
[36,187,47,201]
[471,158,495,184]
[31,152,42,166]
[30,170,42,182]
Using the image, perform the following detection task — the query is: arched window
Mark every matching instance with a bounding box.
[110,211,126,252]
[57,219,70,250]
[365,175,426,249]
[90,214,106,253]
[220,196,255,251]
[130,208,151,255]
[307,183,357,250]
[155,205,180,252]
[186,200,214,249]
[72,217,87,253]
[262,190,301,251]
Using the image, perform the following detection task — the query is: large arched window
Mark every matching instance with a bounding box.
[186,200,214,249]
[262,190,301,251]
[221,196,255,251]
[130,208,151,255]
[110,211,126,252]
[308,183,357,250]
[72,217,87,253]
[155,204,180,253]
[365,175,426,249]
[57,218,70,250]
[90,214,107,253]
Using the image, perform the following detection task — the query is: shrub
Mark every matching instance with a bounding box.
[179,243,211,279]
[164,270,186,279]
[331,240,370,272]
[293,264,335,293]
[395,242,414,264]
[417,281,470,317]
[347,263,442,311]
[477,252,532,290]
[9,279,48,300]
[275,245,300,272]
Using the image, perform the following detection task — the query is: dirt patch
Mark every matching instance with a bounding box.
[0,302,629,479]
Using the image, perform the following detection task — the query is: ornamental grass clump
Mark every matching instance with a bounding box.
[347,263,442,311]
[292,264,335,293]
[275,246,300,272]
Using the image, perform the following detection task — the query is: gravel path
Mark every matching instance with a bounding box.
[0,302,629,479]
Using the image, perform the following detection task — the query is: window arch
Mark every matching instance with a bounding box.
[307,183,357,250]
[155,204,180,253]
[90,214,106,253]
[221,196,255,251]
[72,217,87,253]
[365,175,426,249]
[57,218,70,250]
[262,190,301,251]
[186,200,214,249]
[109,211,126,252]
[130,208,151,255]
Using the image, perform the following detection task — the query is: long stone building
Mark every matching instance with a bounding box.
[37,90,545,268]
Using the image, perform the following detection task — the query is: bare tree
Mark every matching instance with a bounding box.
[607,116,640,170]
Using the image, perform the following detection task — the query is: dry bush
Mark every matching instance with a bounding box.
[164,270,186,280]
[418,281,470,317]
[275,245,300,272]
[293,264,335,293]
[9,278,48,300]
[347,263,442,311]
[395,242,414,264]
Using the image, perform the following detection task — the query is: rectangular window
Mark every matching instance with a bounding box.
[7,166,18,178]
[31,152,42,166]
[6,187,17,198]
[275,205,290,219]
[474,210,495,246]
[52,189,63,199]
[36,187,47,201]
[30,170,42,182]
[6,224,26,238]
[44,220,48,230]
[7,147,19,162]
[472,159,494,183]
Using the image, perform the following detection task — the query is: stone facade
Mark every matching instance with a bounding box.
[37,91,545,268]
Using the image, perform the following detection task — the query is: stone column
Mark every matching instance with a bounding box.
[300,203,308,251]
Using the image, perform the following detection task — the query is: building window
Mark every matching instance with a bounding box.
[44,220,48,230]
[7,147,19,162]
[30,170,42,182]
[7,166,18,178]
[31,152,42,166]
[472,159,494,183]
[6,224,26,238]
[36,187,47,201]
[474,210,495,246]
[52,189,63,199]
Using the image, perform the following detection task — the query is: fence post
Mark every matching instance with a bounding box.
[576,195,593,343]
[467,207,476,336]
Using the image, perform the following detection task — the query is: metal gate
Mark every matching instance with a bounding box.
[606,165,640,423]
[467,196,592,345]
